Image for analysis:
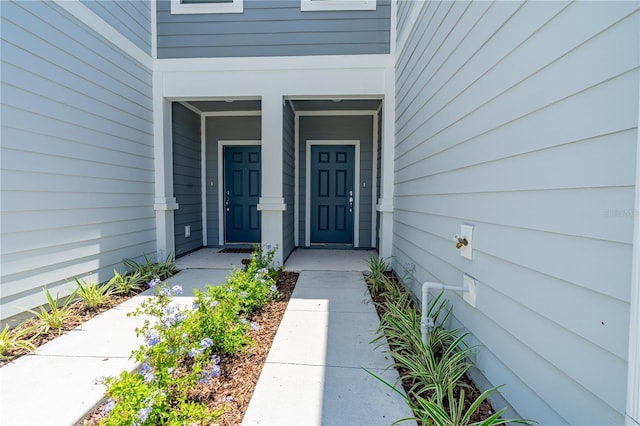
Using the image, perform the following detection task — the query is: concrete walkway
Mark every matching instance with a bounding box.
[243,270,415,425]
[0,249,415,426]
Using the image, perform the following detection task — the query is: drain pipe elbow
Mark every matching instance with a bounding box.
[421,282,471,346]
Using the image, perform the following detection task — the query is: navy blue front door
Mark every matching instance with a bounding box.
[310,145,355,244]
[224,146,261,243]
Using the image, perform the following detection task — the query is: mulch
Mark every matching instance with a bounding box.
[82,271,299,426]
[0,291,143,368]
[365,272,498,425]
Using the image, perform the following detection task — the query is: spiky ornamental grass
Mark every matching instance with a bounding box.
[366,264,534,426]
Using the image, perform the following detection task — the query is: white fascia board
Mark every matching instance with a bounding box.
[157,55,393,99]
[155,54,393,73]
[53,0,152,69]
[161,68,388,99]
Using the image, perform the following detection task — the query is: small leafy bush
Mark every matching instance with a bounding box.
[75,278,115,310]
[366,263,533,425]
[123,253,177,284]
[28,288,77,335]
[98,245,279,425]
[108,270,143,295]
[0,323,36,359]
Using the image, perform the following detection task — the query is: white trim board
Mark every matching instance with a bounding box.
[217,140,262,246]
[53,0,152,69]
[171,0,243,14]
[305,140,361,248]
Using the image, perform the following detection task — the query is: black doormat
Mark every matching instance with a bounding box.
[218,248,254,254]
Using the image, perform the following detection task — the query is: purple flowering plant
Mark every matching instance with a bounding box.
[100,245,280,424]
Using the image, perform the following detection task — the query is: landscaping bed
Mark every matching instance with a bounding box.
[84,270,298,426]
[364,257,530,426]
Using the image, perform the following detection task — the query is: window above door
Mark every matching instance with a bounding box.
[170,0,243,15]
[301,0,376,11]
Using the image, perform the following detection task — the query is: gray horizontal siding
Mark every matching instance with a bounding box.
[283,102,296,260]
[157,0,390,58]
[81,0,152,55]
[0,0,154,319]
[394,1,639,424]
[173,103,203,256]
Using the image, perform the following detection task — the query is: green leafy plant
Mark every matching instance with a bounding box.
[108,269,143,295]
[123,253,176,284]
[366,255,391,293]
[366,260,533,425]
[0,323,37,359]
[28,288,77,335]
[99,245,280,425]
[75,278,115,310]
[365,369,531,426]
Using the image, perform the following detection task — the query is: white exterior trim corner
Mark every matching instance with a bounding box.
[626,82,640,426]
[53,0,152,69]
[305,140,361,248]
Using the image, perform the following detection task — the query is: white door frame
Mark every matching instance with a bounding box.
[305,140,360,247]
[217,140,261,246]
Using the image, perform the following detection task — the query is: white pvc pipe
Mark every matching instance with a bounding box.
[421,282,470,346]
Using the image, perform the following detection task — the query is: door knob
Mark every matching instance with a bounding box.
[349,190,354,212]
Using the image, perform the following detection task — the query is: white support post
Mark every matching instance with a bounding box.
[153,76,178,259]
[377,65,395,259]
[258,93,286,265]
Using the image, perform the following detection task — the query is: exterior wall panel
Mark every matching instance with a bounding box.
[172,103,203,256]
[157,0,390,58]
[0,0,154,319]
[393,0,639,424]
[283,102,296,260]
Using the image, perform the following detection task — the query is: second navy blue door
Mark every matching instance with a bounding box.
[224,146,261,243]
[310,145,355,244]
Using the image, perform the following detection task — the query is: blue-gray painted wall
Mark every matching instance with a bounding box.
[205,116,262,246]
[298,115,374,248]
[81,0,152,55]
[156,0,390,58]
[282,103,296,261]
[393,1,639,424]
[173,103,203,256]
[0,0,154,319]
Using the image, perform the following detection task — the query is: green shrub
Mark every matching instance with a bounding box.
[99,245,280,425]
[28,288,77,335]
[0,323,36,359]
[123,252,176,284]
[108,270,143,295]
[75,278,115,310]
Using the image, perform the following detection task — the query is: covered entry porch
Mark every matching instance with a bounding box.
[153,55,395,265]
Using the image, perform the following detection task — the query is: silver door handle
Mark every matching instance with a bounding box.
[225,190,230,212]
[349,191,353,212]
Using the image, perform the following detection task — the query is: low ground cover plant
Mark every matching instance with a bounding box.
[365,256,532,426]
[0,253,177,362]
[0,324,36,359]
[96,245,280,425]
